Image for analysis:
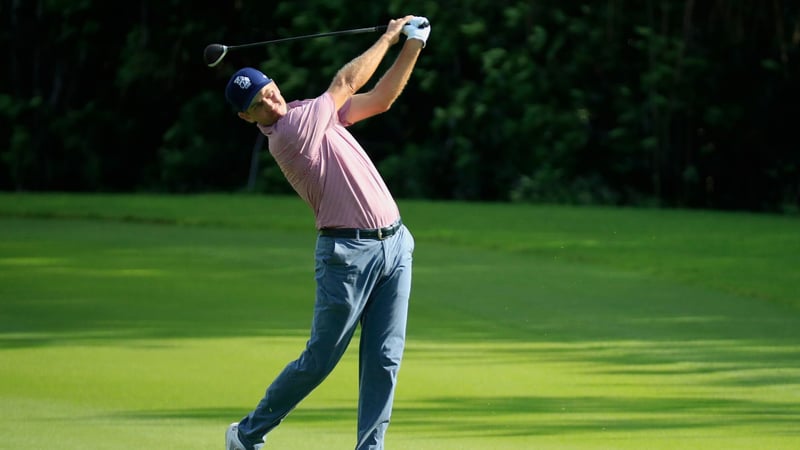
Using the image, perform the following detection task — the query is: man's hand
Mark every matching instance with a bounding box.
[402,16,431,47]
[384,15,414,45]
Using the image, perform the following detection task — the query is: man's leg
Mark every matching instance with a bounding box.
[236,305,358,446]
[237,236,385,448]
[356,226,414,450]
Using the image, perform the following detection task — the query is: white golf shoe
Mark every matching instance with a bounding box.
[226,422,264,450]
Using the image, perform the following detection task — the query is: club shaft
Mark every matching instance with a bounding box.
[229,25,388,50]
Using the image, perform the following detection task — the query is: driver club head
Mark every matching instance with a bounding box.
[204,44,229,67]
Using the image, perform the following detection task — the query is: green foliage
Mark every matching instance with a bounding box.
[158,92,249,192]
[0,95,38,189]
[1,0,798,212]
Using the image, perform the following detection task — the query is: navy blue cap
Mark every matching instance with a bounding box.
[225,67,272,112]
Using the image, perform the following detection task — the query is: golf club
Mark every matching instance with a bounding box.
[205,25,390,67]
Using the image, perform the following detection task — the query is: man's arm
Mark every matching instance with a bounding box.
[344,39,423,124]
[344,17,430,124]
[326,16,412,111]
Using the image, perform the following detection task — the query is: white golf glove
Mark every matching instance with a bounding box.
[403,16,431,47]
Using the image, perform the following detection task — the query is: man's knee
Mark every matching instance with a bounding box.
[295,347,340,380]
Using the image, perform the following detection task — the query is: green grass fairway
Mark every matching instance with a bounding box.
[1,193,799,449]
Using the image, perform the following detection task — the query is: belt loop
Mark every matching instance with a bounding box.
[355,229,360,240]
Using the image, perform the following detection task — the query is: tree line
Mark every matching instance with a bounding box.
[2,0,798,212]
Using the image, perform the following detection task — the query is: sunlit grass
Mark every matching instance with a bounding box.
[0,193,798,449]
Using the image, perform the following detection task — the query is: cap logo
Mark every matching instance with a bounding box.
[234,76,252,90]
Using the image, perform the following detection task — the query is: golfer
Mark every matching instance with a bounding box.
[223,15,430,450]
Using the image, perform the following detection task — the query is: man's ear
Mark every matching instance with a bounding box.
[237,111,254,123]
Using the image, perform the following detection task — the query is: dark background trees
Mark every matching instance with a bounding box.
[2,0,798,212]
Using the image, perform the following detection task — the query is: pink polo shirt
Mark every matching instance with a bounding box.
[258,92,400,230]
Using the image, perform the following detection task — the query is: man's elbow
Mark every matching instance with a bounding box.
[364,92,394,115]
[329,76,358,98]
[373,91,401,114]
[374,101,393,114]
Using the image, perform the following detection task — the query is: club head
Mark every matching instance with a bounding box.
[204,44,228,67]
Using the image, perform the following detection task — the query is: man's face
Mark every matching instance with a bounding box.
[239,81,287,126]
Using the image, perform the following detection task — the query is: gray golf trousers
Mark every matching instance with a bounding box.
[237,224,414,450]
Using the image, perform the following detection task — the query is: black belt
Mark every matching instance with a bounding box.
[319,220,402,240]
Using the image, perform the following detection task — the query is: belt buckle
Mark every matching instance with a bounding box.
[377,228,384,240]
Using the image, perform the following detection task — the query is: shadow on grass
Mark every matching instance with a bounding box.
[2,217,798,347]
[402,339,800,373]
[393,395,800,438]
[110,406,356,423]
[108,394,800,438]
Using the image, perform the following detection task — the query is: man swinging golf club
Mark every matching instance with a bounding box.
[223,15,430,450]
